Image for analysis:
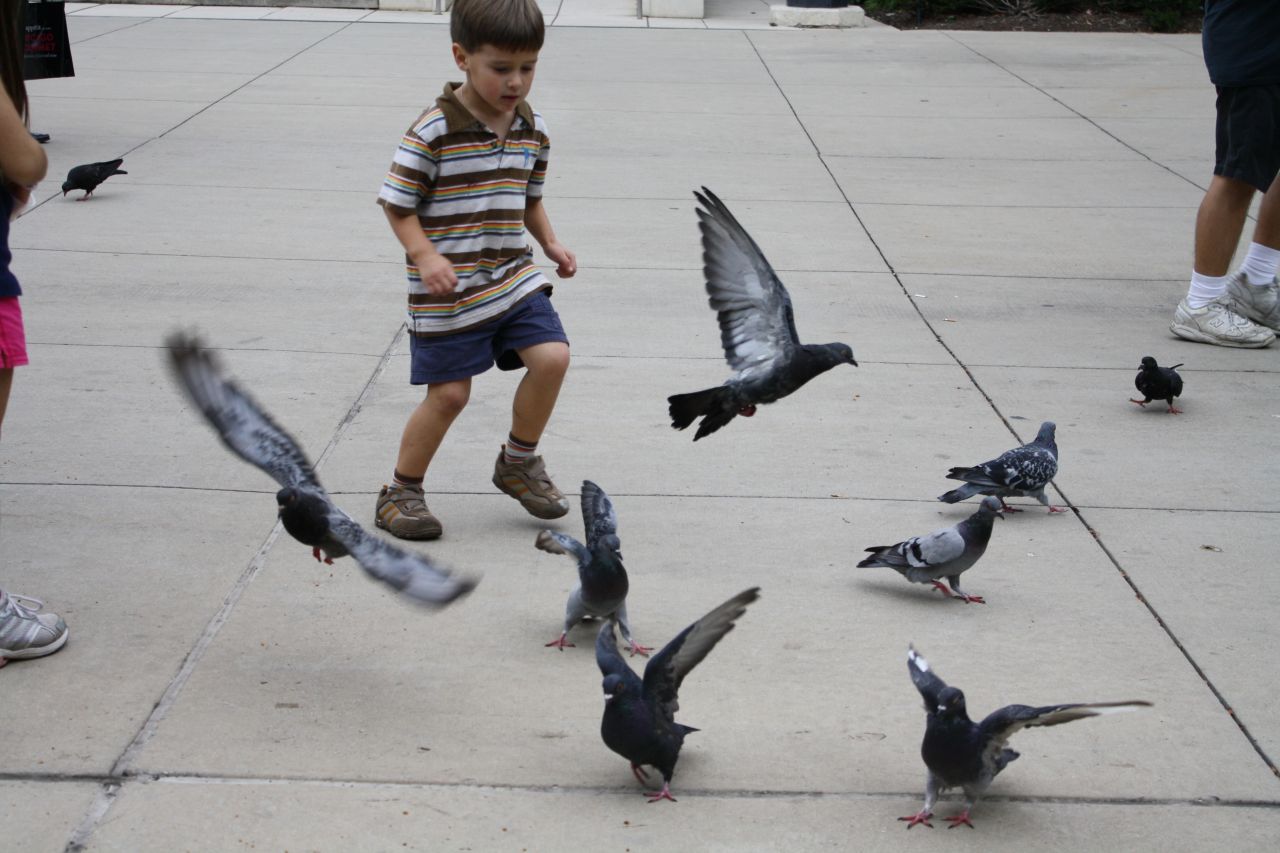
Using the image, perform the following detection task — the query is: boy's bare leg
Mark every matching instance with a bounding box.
[1194,175,1256,276]
[510,341,570,444]
[395,378,471,479]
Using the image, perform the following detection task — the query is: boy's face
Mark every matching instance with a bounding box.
[452,43,540,118]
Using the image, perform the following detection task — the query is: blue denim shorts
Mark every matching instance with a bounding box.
[409,290,568,385]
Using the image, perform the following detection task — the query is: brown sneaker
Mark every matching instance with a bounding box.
[374,483,443,540]
[492,450,570,519]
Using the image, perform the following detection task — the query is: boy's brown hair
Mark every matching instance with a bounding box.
[450,0,545,54]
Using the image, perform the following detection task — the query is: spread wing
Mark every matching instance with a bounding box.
[324,505,479,606]
[907,645,949,717]
[695,188,800,374]
[978,700,1152,762]
[642,587,760,720]
[580,480,618,549]
[166,332,319,491]
[535,529,589,563]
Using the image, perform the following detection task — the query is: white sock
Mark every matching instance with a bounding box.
[1187,271,1228,309]
[1239,242,1280,286]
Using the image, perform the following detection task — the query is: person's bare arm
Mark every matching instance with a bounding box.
[384,206,456,296]
[0,96,48,188]
[525,197,576,279]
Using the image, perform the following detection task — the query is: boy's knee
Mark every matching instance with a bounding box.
[426,382,470,416]
[526,342,570,378]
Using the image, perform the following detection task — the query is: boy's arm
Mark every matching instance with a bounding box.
[384,206,457,296]
[525,197,576,279]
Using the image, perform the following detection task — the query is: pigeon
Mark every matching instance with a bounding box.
[856,496,1003,604]
[596,587,760,803]
[535,480,652,656]
[166,332,477,607]
[939,421,1064,513]
[62,159,127,199]
[900,645,1151,830]
[1130,356,1183,414]
[667,188,857,441]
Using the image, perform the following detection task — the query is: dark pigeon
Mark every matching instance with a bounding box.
[1130,356,1184,414]
[597,587,760,803]
[667,188,857,441]
[939,421,1064,513]
[62,159,127,199]
[856,496,1003,604]
[166,332,477,607]
[901,645,1151,829]
[535,480,652,656]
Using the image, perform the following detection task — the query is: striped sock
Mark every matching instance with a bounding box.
[392,469,424,488]
[503,433,537,465]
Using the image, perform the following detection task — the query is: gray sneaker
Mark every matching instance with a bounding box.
[492,451,570,519]
[374,483,443,540]
[1224,271,1280,331]
[0,591,69,667]
[1170,298,1274,348]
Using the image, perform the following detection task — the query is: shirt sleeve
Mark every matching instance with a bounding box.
[526,114,550,200]
[378,125,437,214]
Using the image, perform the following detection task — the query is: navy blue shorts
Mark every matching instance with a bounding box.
[1214,84,1280,193]
[409,290,568,385]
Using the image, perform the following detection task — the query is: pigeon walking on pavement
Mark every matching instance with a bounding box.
[667,188,857,441]
[938,421,1065,513]
[597,587,760,803]
[856,496,1003,604]
[900,645,1151,830]
[1130,356,1184,414]
[62,159,127,199]
[535,480,652,656]
[166,333,477,607]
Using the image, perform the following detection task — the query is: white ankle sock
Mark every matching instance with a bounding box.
[1187,271,1228,309]
[1239,242,1280,286]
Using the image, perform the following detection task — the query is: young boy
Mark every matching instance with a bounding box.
[374,0,576,540]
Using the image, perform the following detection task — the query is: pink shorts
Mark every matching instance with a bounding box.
[0,297,29,368]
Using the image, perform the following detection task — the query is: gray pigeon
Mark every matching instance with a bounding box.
[167,333,477,607]
[938,421,1064,513]
[1131,356,1183,414]
[597,588,760,803]
[62,159,126,199]
[667,188,857,441]
[901,645,1150,829]
[535,480,652,656]
[856,496,1003,604]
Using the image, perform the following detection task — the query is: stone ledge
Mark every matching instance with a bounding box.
[770,3,865,28]
[643,0,703,18]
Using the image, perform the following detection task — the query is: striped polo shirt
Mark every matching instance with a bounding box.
[378,83,551,336]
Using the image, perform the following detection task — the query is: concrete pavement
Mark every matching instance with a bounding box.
[3,3,1278,851]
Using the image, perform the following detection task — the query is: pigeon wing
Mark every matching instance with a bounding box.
[166,333,319,491]
[907,645,949,716]
[324,504,478,606]
[978,701,1152,763]
[535,529,590,563]
[998,446,1057,491]
[695,188,800,374]
[580,480,618,549]
[642,587,760,720]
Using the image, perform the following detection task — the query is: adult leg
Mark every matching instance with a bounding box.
[0,367,12,439]
[1194,175,1256,277]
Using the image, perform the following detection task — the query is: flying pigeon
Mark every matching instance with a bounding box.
[938,421,1064,513]
[856,496,1003,604]
[900,645,1150,829]
[597,587,760,803]
[1130,356,1183,414]
[535,480,652,656]
[62,159,127,199]
[166,332,477,607]
[667,188,857,441]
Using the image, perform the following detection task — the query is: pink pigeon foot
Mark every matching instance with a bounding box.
[999,501,1023,513]
[1167,405,1183,414]
[898,811,933,829]
[945,810,975,829]
[544,634,575,651]
[310,547,334,565]
[955,592,986,604]
[630,763,649,784]
[1047,505,1068,514]
[1128,398,1148,407]
[930,580,955,598]
[627,641,654,658]
[646,782,677,803]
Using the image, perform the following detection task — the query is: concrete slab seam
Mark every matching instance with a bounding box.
[740,28,1280,783]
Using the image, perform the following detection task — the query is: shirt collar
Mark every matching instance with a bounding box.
[438,82,534,134]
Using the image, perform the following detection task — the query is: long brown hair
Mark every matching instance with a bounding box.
[1,0,28,122]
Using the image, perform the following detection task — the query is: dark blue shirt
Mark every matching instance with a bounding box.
[1,187,21,298]
[1203,0,1280,86]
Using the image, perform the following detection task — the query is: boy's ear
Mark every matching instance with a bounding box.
[451,43,469,71]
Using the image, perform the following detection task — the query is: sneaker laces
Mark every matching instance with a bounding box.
[1,593,45,622]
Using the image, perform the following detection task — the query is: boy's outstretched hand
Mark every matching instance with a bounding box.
[414,250,459,296]
[544,242,577,279]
